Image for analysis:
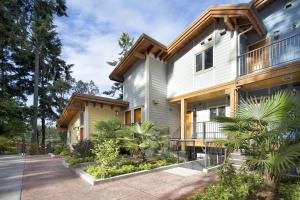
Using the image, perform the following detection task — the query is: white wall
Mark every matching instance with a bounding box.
[167,22,237,98]
[123,59,146,122]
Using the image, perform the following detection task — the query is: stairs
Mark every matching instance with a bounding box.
[229,151,246,170]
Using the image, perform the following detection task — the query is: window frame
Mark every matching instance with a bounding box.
[209,105,227,120]
[195,46,214,73]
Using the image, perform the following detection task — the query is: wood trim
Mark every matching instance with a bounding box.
[180,99,187,150]
[224,16,234,31]
[253,0,274,11]
[237,61,300,86]
[133,52,146,59]
[168,81,235,103]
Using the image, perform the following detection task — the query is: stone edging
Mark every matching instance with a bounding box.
[62,159,221,186]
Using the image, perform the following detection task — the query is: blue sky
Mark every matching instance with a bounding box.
[55,0,249,95]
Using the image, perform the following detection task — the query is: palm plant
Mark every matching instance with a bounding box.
[215,91,300,187]
[118,121,170,162]
[93,119,122,142]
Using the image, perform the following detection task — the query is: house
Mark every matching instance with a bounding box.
[57,93,128,146]
[57,0,300,162]
[109,0,300,162]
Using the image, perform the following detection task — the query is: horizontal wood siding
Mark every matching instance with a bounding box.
[167,23,236,98]
[123,59,146,122]
[87,104,124,137]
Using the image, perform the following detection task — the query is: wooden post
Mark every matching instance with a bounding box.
[230,87,238,117]
[181,99,187,151]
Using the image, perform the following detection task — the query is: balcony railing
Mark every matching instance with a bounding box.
[238,33,300,76]
[185,121,227,141]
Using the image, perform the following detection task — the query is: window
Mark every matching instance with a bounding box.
[210,106,226,120]
[125,111,131,125]
[195,47,213,72]
[195,53,203,72]
[134,108,142,124]
[80,112,84,126]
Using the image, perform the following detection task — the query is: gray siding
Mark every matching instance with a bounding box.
[167,23,237,98]
[148,55,180,136]
[123,59,146,122]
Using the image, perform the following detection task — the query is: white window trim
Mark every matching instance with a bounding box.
[194,46,214,75]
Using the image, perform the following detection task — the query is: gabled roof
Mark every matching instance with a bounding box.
[109,34,167,82]
[109,3,266,82]
[57,93,129,128]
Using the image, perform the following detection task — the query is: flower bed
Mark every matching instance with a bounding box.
[64,155,94,166]
[85,159,172,179]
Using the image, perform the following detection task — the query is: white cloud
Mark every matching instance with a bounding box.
[55,0,248,96]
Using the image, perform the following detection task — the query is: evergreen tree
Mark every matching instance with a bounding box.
[72,79,100,95]
[103,32,134,99]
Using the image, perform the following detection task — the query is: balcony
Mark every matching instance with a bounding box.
[238,33,300,76]
[184,121,227,141]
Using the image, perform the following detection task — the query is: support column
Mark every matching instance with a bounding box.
[180,99,187,150]
[230,87,238,117]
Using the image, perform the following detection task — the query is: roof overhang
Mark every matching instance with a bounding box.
[56,93,129,129]
[165,5,266,60]
[251,0,274,10]
[109,34,167,82]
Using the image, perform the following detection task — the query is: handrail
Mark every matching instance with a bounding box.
[238,33,300,76]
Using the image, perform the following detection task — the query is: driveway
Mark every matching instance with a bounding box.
[0,155,24,200]
[21,155,217,200]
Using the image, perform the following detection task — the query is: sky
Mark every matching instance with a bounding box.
[55,0,249,96]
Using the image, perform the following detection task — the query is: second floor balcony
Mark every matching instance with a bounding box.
[238,33,300,76]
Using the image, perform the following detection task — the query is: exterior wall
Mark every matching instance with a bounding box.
[167,22,237,98]
[123,59,146,122]
[257,0,300,39]
[148,55,181,136]
[87,104,124,137]
[67,112,81,146]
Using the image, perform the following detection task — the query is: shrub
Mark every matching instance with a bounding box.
[64,155,94,165]
[54,145,64,155]
[139,163,154,170]
[109,165,138,177]
[158,151,177,164]
[154,159,167,167]
[59,148,70,156]
[85,165,105,178]
[72,139,94,157]
[278,183,300,200]
[188,163,263,200]
[92,139,119,174]
[0,136,13,154]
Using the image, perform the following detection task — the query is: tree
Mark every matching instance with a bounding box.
[72,80,100,95]
[216,91,300,195]
[103,32,134,99]
[0,0,32,137]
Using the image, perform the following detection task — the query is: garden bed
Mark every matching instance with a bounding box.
[74,161,182,186]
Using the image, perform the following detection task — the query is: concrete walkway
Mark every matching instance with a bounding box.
[21,155,217,200]
[0,155,24,200]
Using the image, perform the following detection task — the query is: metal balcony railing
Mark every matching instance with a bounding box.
[185,121,227,141]
[238,33,300,76]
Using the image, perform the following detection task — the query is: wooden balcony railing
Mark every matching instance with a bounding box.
[238,33,300,76]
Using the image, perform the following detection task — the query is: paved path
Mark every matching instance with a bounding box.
[21,155,217,200]
[0,155,24,200]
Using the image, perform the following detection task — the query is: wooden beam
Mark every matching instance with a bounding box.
[146,45,154,54]
[155,49,162,58]
[133,52,146,59]
[224,16,234,31]
[68,105,84,112]
[180,99,187,151]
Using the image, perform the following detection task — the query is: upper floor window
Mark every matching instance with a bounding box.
[195,47,213,72]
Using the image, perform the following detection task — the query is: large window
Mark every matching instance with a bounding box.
[195,47,213,72]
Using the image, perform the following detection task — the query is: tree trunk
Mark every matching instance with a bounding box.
[32,41,39,148]
[264,177,276,200]
[41,117,46,152]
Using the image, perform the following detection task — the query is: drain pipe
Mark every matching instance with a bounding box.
[237,25,253,78]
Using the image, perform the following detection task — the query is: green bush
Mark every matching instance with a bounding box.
[59,148,70,156]
[154,160,167,167]
[139,163,154,170]
[158,151,178,164]
[0,136,13,154]
[85,165,105,178]
[278,183,300,200]
[188,163,263,200]
[72,139,94,157]
[109,165,139,177]
[64,155,94,165]
[54,145,64,155]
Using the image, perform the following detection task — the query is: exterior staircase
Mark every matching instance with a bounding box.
[229,151,246,170]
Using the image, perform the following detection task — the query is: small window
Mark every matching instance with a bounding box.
[195,47,213,72]
[218,106,226,117]
[195,53,203,72]
[80,112,84,126]
[205,47,213,69]
[210,108,217,119]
